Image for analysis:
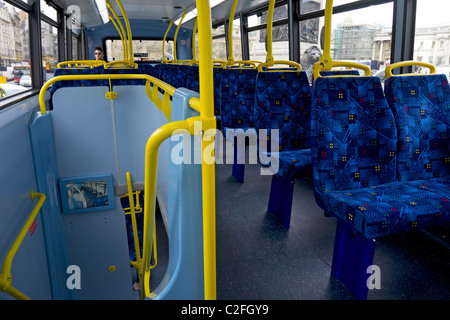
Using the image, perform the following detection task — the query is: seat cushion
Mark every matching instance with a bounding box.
[322,181,450,238]
[404,176,450,198]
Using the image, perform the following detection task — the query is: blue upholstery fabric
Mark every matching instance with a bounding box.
[220,68,258,129]
[323,181,448,239]
[101,67,145,86]
[214,67,224,121]
[187,65,199,92]
[254,70,312,178]
[320,70,360,77]
[384,74,450,181]
[50,68,101,92]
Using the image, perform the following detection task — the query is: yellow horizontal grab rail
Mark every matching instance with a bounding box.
[228,60,258,69]
[257,60,302,72]
[103,60,138,69]
[314,60,371,79]
[0,191,46,300]
[385,60,437,79]
[57,60,106,68]
[38,74,176,115]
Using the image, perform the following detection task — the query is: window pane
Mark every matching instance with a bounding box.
[212,37,227,60]
[299,2,393,82]
[0,0,32,100]
[248,26,289,62]
[105,39,174,61]
[415,0,450,74]
[231,18,242,61]
[41,20,59,80]
[40,0,57,21]
[72,37,78,61]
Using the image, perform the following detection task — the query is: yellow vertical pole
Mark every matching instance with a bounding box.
[196,0,216,300]
[227,0,239,66]
[192,18,198,63]
[313,0,334,78]
[162,21,174,62]
[266,0,275,66]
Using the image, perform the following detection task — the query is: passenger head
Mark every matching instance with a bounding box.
[94,47,104,60]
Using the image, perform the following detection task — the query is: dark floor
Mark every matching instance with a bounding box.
[147,161,450,300]
[214,162,450,300]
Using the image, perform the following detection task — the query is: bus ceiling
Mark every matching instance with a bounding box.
[58,0,271,30]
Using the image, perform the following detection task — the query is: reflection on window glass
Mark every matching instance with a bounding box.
[298,1,393,83]
[105,39,174,61]
[248,5,289,63]
[212,37,227,61]
[415,0,450,75]
[0,0,32,100]
[231,18,242,61]
[72,37,78,61]
[41,20,58,80]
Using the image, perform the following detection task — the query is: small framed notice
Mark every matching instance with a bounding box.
[59,174,115,214]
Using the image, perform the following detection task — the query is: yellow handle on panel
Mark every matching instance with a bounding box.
[0,191,46,300]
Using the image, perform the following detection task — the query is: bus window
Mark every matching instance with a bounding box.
[105,39,174,61]
[212,25,226,61]
[0,0,32,100]
[415,0,450,75]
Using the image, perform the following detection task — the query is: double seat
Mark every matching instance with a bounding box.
[311,69,450,299]
[312,72,449,239]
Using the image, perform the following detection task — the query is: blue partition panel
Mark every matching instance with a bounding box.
[152,88,204,300]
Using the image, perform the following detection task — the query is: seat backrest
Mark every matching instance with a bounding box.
[254,70,312,153]
[213,67,224,118]
[220,67,258,128]
[101,68,145,86]
[319,70,360,77]
[384,74,450,181]
[311,76,398,198]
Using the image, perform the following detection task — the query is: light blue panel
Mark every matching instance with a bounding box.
[152,88,205,300]
[28,112,75,300]
[113,85,169,185]
[52,87,134,299]
[0,101,52,300]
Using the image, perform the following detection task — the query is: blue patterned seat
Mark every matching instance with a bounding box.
[220,68,258,129]
[254,70,312,227]
[311,75,449,238]
[186,65,199,92]
[384,74,450,184]
[101,67,145,86]
[214,67,224,126]
[311,74,450,300]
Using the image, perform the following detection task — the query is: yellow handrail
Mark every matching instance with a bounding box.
[104,0,137,69]
[106,1,128,61]
[314,60,371,79]
[141,118,195,298]
[162,21,174,63]
[192,18,199,64]
[385,60,437,79]
[39,74,176,116]
[57,60,106,69]
[265,0,275,67]
[226,0,239,66]
[0,191,46,300]
[313,0,334,79]
[173,12,187,63]
[197,0,216,300]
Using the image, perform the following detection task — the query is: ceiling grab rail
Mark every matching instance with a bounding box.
[192,17,199,65]
[0,191,46,300]
[162,20,174,63]
[257,0,301,72]
[106,0,128,62]
[104,0,137,69]
[172,12,187,64]
[313,0,371,79]
[226,0,239,67]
